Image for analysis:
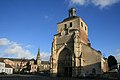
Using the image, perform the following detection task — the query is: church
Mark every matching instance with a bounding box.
[27,48,50,73]
[50,8,108,77]
[0,48,50,74]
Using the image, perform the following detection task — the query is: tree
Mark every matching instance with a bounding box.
[108,55,117,70]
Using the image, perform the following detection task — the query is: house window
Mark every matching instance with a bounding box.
[85,26,86,31]
[9,69,11,73]
[65,29,68,35]
[2,69,4,72]
[81,22,83,27]
[70,22,72,27]
[35,66,37,69]
[65,24,67,27]
[64,24,67,30]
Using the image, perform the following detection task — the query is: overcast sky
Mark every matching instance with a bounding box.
[0,0,120,62]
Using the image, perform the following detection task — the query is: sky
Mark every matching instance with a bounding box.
[0,0,120,62]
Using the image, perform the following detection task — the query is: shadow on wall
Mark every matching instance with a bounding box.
[57,48,104,77]
[50,61,104,77]
[57,48,73,77]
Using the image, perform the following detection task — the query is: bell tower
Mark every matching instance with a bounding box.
[57,7,88,45]
[69,7,76,17]
[50,8,89,77]
[37,48,41,66]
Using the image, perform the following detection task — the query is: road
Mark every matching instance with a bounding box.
[0,74,114,80]
[0,74,49,80]
[0,74,90,80]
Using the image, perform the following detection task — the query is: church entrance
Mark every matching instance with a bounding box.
[65,67,72,77]
[58,48,72,77]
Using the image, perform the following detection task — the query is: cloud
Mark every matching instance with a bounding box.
[0,38,10,46]
[70,0,88,5]
[40,52,50,61]
[115,49,120,63]
[4,42,35,59]
[0,38,50,61]
[25,45,33,48]
[44,15,49,19]
[91,0,120,8]
[0,38,35,59]
[70,0,120,9]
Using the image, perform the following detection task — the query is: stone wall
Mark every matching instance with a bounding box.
[81,43,102,74]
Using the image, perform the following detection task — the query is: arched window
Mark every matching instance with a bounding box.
[85,26,86,31]
[70,22,72,27]
[81,22,83,27]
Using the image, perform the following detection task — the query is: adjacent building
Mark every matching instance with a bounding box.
[50,8,108,77]
[0,48,50,74]
[0,62,13,74]
[27,48,50,73]
[0,58,29,73]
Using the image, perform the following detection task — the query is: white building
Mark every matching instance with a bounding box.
[0,62,13,74]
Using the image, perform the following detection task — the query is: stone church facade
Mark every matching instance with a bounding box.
[50,8,108,77]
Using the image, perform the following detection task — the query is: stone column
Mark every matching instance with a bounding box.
[50,36,57,77]
[73,31,80,77]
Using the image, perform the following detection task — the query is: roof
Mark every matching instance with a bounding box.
[0,61,5,64]
[41,61,50,65]
[0,58,50,65]
[0,58,5,62]
[58,16,79,24]
[0,57,30,62]
[81,42,102,55]
[54,33,61,36]
[5,64,13,68]
[30,58,35,61]
[9,58,29,62]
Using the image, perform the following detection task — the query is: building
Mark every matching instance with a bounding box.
[0,62,13,74]
[0,48,50,74]
[50,8,108,77]
[101,57,109,72]
[0,58,29,73]
[27,48,50,73]
[28,64,38,73]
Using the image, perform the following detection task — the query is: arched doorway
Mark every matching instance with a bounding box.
[58,48,72,77]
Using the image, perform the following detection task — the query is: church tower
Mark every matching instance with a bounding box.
[50,8,103,77]
[57,7,88,45]
[37,48,41,66]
